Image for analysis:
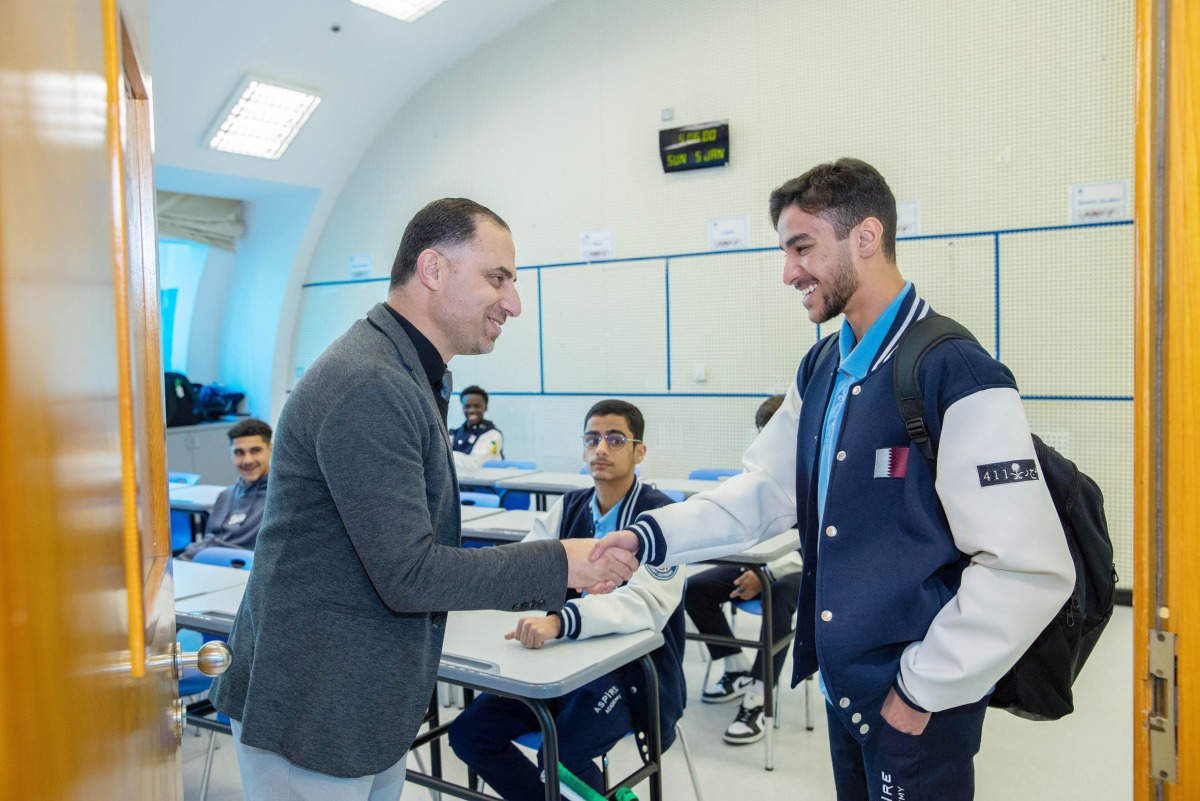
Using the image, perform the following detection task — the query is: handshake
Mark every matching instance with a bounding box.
[561,530,642,594]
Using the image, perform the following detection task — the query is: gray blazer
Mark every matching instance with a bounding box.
[210,303,567,777]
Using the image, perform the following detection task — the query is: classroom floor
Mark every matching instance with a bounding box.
[182,605,1134,800]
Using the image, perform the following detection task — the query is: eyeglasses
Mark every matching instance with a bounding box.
[581,433,642,450]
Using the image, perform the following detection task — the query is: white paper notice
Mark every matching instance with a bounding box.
[708,216,748,250]
[1069,181,1129,224]
[349,253,371,279]
[896,199,921,237]
[580,230,616,261]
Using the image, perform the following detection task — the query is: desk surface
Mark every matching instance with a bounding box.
[173,559,250,601]
[494,471,592,494]
[714,529,801,565]
[643,476,722,497]
[460,505,506,522]
[440,609,662,698]
[457,466,541,488]
[175,585,246,635]
[168,483,225,512]
[461,509,539,542]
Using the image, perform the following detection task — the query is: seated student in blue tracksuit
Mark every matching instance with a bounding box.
[449,399,685,799]
[448,385,504,468]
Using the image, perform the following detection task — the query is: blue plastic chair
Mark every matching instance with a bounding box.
[170,509,197,554]
[460,491,501,508]
[687,468,741,481]
[169,471,201,486]
[191,546,254,571]
[483,460,537,510]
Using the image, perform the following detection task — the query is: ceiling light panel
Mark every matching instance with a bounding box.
[350,0,449,23]
[207,78,321,160]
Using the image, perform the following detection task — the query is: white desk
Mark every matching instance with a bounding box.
[460,506,506,523]
[494,471,592,510]
[173,558,250,601]
[460,510,539,543]
[410,610,666,800]
[456,466,541,489]
[168,483,225,513]
[643,476,722,498]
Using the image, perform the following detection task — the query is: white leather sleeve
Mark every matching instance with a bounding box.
[897,387,1075,712]
[522,498,564,544]
[638,381,803,567]
[765,550,804,580]
[566,563,686,640]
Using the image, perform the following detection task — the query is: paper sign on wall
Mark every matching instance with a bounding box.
[580,230,616,261]
[896,199,921,237]
[708,216,748,250]
[349,253,371,279]
[1069,181,1129,224]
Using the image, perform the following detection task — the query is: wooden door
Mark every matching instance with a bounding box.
[1134,0,1200,797]
[0,0,181,798]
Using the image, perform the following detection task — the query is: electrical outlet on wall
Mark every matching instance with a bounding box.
[692,366,708,383]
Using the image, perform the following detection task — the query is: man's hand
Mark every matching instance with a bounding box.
[730,569,762,600]
[880,686,931,735]
[504,615,562,649]
[562,537,638,594]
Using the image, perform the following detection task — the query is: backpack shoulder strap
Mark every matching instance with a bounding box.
[798,332,839,396]
[893,315,979,472]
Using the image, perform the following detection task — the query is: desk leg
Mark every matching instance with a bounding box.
[636,653,664,801]
[536,492,547,512]
[528,699,561,801]
[756,567,775,772]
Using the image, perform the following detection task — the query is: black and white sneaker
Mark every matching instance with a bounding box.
[701,671,753,704]
[723,703,765,745]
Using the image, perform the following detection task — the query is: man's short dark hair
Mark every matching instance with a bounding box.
[584,399,645,441]
[460,385,488,405]
[768,158,898,262]
[389,198,511,290]
[228,418,272,444]
[755,395,785,430]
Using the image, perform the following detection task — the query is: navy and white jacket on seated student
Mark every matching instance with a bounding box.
[627,285,1073,745]
[524,479,687,747]
[449,419,504,468]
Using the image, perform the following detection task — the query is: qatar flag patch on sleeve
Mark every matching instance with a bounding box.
[873,447,909,479]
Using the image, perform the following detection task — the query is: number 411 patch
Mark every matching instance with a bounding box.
[977,459,1039,487]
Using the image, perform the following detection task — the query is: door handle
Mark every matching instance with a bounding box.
[159,640,232,739]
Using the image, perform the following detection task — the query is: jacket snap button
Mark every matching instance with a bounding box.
[836,451,846,462]
[825,525,837,537]
[839,697,850,709]
[859,724,870,735]
[852,712,862,723]
[821,610,833,622]
[851,385,861,395]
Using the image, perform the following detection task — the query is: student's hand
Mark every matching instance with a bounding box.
[589,529,641,564]
[730,569,762,600]
[880,686,931,735]
[562,537,638,594]
[504,615,562,649]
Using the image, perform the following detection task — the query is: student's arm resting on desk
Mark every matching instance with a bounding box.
[895,384,1074,714]
[595,382,803,568]
[317,381,631,613]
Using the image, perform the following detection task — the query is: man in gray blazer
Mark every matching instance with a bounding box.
[210,198,638,801]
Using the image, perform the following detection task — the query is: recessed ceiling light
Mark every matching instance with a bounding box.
[350,0,449,23]
[206,77,320,160]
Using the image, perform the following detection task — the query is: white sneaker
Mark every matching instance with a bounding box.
[723,703,765,744]
[702,671,753,704]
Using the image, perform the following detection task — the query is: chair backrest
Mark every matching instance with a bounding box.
[169,509,196,554]
[168,471,201,486]
[460,491,501,508]
[191,546,255,570]
[660,489,685,503]
[688,468,741,481]
[483,459,538,470]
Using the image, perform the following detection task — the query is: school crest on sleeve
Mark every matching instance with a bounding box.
[646,565,678,581]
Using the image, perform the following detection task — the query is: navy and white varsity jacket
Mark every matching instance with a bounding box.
[524,479,687,748]
[629,286,1073,744]
[449,420,504,468]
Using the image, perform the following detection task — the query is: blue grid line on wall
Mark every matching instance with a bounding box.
[299,220,1133,404]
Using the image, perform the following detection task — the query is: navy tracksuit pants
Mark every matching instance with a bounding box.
[826,695,989,800]
[449,672,634,800]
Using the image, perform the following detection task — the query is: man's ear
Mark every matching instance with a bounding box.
[415,249,442,291]
[633,442,647,464]
[855,217,884,260]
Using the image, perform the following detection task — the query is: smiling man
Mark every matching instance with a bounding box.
[595,159,1074,800]
[211,198,638,801]
[449,385,504,468]
[179,417,273,560]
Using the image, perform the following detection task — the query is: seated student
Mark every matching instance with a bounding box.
[179,418,272,560]
[685,394,803,745]
[449,385,505,468]
[449,399,685,799]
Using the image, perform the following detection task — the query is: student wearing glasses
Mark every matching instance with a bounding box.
[449,385,505,468]
[449,399,686,799]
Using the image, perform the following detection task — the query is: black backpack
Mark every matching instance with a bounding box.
[891,314,1118,720]
[164,371,200,427]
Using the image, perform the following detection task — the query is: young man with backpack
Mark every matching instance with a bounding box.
[595,158,1076,799]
